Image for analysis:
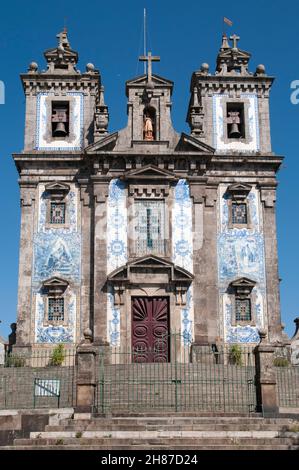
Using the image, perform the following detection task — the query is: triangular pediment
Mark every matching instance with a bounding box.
[45,182,70,192]
[219,49,251,61]
[44,47,78,61]
[85,132,118,153]
[176,133,215,154]
[123,165,176,180]
[230,277,256,289]
[228,183,252,192]
[126,74,173,88]
[42,277,69,288]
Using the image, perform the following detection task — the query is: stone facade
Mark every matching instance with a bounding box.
[13,31,285,354]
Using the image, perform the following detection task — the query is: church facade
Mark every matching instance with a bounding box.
[13,31,285,357]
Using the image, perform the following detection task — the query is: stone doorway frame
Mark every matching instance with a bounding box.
[107,255,193,361]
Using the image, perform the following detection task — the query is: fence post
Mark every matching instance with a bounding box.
[254,330,279,416]
[76,329,97,413]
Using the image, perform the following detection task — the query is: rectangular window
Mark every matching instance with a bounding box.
[50,202,65,224]
[235,298,251,322]
[232,203,247,225]
[227,103,245,139]
[48,298,64,322]
[51,101,69,137]
[134,200,165,255]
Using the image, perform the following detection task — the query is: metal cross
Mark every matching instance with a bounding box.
[139,51,160,82]
[230,34,240,49]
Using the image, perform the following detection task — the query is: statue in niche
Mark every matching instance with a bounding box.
[143,113,154,141]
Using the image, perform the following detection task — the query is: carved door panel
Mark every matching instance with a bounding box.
[132,297,169,362]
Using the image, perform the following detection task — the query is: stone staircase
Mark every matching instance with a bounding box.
[4,412,299,450]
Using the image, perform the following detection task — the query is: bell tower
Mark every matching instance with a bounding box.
[187,33,273,154]
[14,30,109,348]
[115,51,178,150]
[186,33,284,345]
[22,29,108,152]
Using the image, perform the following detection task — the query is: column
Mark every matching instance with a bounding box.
[15,182,36,349]
[92,177,109,345]
[260,187,282,343]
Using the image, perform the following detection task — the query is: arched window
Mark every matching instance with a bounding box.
[143,106,156,141]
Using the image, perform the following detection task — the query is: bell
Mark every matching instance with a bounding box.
[53,121,67,137]
[229,122,241,138]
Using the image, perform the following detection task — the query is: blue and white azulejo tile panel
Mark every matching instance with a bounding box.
[35,290,76,343]
[218,184,266,343]
[106,179,127,345]
[107,286,121,347]
[172,179,194,345]
[33,184,81,343]
[107,179,128,274]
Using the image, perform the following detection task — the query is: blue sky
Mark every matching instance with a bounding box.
[0,0,298,339]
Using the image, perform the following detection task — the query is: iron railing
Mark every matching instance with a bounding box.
[0,348,76,409]
[96,334,257,414]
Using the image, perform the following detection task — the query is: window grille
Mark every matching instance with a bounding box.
[134,200,165,255]
[235,298,251,322]
[48,298,64,322]
[50,202,65,224]
[232,203,247,225]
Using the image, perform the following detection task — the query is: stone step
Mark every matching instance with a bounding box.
[26,430,299,441]
[13,437,299,447]
[3,444,295,450]
[60,416,295,425]
[44,422,298,432]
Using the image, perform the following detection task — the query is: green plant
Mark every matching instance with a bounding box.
[5,355,26,367]
[55,439,64,445]
[273,357,289,367]
[75,431,82,438]
[48,344,65,366]
[228,345,243,366]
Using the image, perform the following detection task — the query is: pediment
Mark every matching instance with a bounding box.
[123,165,176,180]
[230,277,256,289]
[42,277,69,295]
[45,182,70,192]
[219,49,251,60]
[42,277,69,288]
[228,183,252,192]
[126,74,173,88]
[44,47,78,61]
[85,132,118,153]
[176,133,215,154]
[108,255,193,284]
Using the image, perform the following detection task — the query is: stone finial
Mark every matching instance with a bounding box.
[216,33,251,76]
[43,29,78,74]
[200,63,209,75]
[258,329,267,343]
[86,63,95,73]
[56,29,71,50]
[94,86,109,139]
[28,62,38,73]
[220,34,230,50]
[83,328,93,344]
[255,64,266,76]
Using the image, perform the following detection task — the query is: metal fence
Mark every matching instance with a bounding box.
[273,347,299,408]
[96,334,257,414]
[0,348,76,409]
[276,366,299,408]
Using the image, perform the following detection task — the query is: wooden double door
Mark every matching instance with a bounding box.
[131,297,170,362]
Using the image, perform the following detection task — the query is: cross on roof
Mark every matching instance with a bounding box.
[230,34,240,50]
[139,51,160,83]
